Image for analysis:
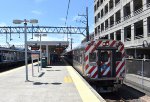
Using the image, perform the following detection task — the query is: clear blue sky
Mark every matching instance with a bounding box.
[0,0,94,48]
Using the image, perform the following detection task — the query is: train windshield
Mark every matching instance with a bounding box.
[101,52,109,62]
[115,52,122,61]
[89,52,96,62]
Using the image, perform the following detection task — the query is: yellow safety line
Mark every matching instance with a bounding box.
[66,66,102,102]
[64,76,73,83]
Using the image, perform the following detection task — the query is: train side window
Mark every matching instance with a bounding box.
[116,52,122,61]
[101,52,108,62]
[89,52,96,62]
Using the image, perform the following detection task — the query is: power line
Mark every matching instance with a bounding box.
[65,0,71,26]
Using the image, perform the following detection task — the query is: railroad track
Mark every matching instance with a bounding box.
[98,84,147,102]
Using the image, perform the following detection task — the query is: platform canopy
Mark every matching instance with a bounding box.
[27,41,69,54]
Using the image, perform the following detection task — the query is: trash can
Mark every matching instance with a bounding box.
[42,57,47,68]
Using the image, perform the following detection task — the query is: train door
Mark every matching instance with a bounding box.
[97,48,117,78]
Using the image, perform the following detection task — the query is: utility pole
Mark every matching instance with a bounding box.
[86,7,89,42]
[71,38,73,50]
[78,7,89,42]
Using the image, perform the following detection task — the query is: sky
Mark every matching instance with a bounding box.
[0,0,94,49]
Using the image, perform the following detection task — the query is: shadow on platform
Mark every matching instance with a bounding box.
[33,82,62,85]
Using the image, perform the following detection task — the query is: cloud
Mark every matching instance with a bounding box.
[60,18,66,21]
[31,10,42,15]
[72,15,81,21]
[0,22,7,27]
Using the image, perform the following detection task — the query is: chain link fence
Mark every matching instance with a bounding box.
[126,59,150,78]
[125,58,150,94]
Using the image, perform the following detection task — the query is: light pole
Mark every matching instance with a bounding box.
[34,34,47,69]
[13,19,38,81]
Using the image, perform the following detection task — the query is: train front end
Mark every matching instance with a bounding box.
[84,40,125,92]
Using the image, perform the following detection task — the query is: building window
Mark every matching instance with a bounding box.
[94,5,97,12]
[105,19,108,29]
[105,4,108,14]
[116,30,121,41]
[101,9,104,18]
[115,10,121,24]
[109,0,114,10]
[124,25,131,41]
[110,33,114,40]
[110,15,114,27]
[115,0,120,6]
[123,3,131,20]
[101,23,104,31]
[134,20,143,39]
[97,0,99,9]
[133,0,143,15]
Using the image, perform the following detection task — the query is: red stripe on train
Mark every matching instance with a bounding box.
[92,70,98,78]
[116,61,125,76]
[91,41,102,53]
[88,66,96,74]
[85,55,88,61]
[85,64,89,70]
[110,41,116,47]
[85,45,91,52]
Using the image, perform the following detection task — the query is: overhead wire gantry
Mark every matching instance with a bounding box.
[0,26,87,37]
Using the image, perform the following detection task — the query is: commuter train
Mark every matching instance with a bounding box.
[0,47,31,71]
[64,39,125,92]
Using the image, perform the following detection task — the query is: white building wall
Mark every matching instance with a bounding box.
[94,0,150,47]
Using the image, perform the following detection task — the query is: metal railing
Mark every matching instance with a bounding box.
[135,35,144,39]
[133,7,143,16]
[124,14,131,21]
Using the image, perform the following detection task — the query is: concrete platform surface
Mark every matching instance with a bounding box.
[0,63,105,102]
[125,74,150,96]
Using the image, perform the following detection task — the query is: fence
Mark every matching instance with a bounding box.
[126,58,150,78]
[125,58,150,95]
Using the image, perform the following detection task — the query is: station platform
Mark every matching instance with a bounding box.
[124,74,150,96]
[0,61,105,102]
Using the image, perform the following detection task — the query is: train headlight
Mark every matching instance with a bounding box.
[86,74,91,78]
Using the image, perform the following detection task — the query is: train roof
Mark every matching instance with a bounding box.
[73,39,121,50]
[0,47,29,52]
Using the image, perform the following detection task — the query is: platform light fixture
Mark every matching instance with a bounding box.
[13,19,38,82]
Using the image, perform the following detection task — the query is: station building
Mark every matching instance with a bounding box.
[27,41,69,65]
[94,0,150,58]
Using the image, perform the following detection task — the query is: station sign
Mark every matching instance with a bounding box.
[31,54,39,60]
[31,46,40,50]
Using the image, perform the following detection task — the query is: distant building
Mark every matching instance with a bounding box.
[94,0,150,58]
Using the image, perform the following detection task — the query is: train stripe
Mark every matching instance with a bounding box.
[116,61,120,67]
[101,62,110,76]
[119,45,124,52]
[110,40,116,47]
[117,66,125,77]
[91,41,102,53]
[85,64,89,70]
[88,66,96,74]
[85,55,88,61]
[85,45,91,52]
[92,70,98,78]
[91,67,97,78]
[116,61,125,76]
[103,67,110,76]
